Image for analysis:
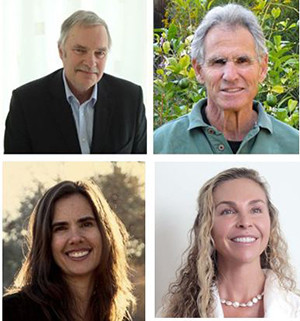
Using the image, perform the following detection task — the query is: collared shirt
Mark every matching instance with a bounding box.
[154,98,299,154]
[62,71,97,154]
[212,270,300,318]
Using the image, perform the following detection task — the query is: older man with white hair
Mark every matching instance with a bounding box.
[154,4,298,154]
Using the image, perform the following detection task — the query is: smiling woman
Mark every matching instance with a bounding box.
[158,168,300,318]
[3,180,135,321]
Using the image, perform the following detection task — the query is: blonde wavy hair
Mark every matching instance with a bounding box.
[162,167,297,317]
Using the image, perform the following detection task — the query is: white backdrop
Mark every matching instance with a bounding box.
[1,0,151,132]
[155,161,300,312]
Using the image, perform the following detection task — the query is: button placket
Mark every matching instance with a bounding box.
[207,128,215,135]
[218,144,225,151]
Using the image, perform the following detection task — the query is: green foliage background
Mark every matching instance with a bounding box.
[3,163,145,321]
[154,0,299,130]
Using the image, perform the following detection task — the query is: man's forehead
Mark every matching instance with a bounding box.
[68,23,106,36]
[66,24,108,46]
[203,25,256,57]
[206,23,253,37]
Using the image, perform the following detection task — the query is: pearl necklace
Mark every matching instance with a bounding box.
[220,293,264,308]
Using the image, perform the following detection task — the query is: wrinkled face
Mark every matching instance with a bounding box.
[59,24,109,97]
[211,178,271,266]
[51,193,102,281]
[193,25,268,112]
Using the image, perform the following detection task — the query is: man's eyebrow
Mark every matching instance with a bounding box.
[96,47,108,52]
[206,54,253,62]
[72,44,107,51]
[73,44,87,49]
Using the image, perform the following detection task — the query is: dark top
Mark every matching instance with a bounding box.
[3,292,59,321]
[4,69,147,154]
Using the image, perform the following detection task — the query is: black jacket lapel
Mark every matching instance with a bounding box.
[91,74,113,153]
[48,70,81,153]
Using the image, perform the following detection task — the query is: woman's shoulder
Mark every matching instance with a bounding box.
[4,291,38,306]
[264,269,300,318]
[3,291,47,321]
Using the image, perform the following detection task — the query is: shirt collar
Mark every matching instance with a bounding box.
[187,98,273,134]
[62,70,98,106]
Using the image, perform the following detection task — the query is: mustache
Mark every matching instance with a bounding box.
[75,65,99,74]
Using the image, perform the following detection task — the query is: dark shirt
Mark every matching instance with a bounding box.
[3,292,58,321]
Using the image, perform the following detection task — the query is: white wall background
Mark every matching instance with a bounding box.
[155,161,300,312]
[0,0,151,132]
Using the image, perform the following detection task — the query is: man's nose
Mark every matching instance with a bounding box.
[84,52,97,68]
[222,61,239,82]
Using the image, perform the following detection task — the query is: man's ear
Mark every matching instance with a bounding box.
[259,54,268,83]
[192,58,205,84]
[58,45,64,60]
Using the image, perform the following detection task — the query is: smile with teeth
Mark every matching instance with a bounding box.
[232,237,257,243]
[67,250,90,258]
[222,88,243,93]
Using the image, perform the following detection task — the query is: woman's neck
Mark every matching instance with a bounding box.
[216,261,266,318]
[217,260,265,303]
[65,275,95,319]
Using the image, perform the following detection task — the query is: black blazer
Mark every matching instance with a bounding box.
[3,292,59,321]
[4,69,147,154]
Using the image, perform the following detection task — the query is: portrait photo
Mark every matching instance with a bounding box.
[156,161,300,317]
[3,161,145,321]
[154,1,299,154]
[1,0,150,154]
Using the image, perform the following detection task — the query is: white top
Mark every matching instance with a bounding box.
[212,270,300,318]
[157,270,300,318]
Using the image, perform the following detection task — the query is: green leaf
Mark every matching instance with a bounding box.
[166,64,182,74]
[168,57,177,65]
[272,85,284,94]
[154,79,164,87]
[276,108,288,121]
[271,7,281,19]
[288,99,298,113]
[207,0,216,10]
[273,35,282,48]
[179,55,190,68]
[188,68,196,79]
[163,41,170,54]
[168,23,178,41]
[291,111,299,126]
[288,23,297,29]
[253,0,267,11]
[156,69,164,76]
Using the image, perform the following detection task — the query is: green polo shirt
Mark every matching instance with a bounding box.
[154,99,299,154]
